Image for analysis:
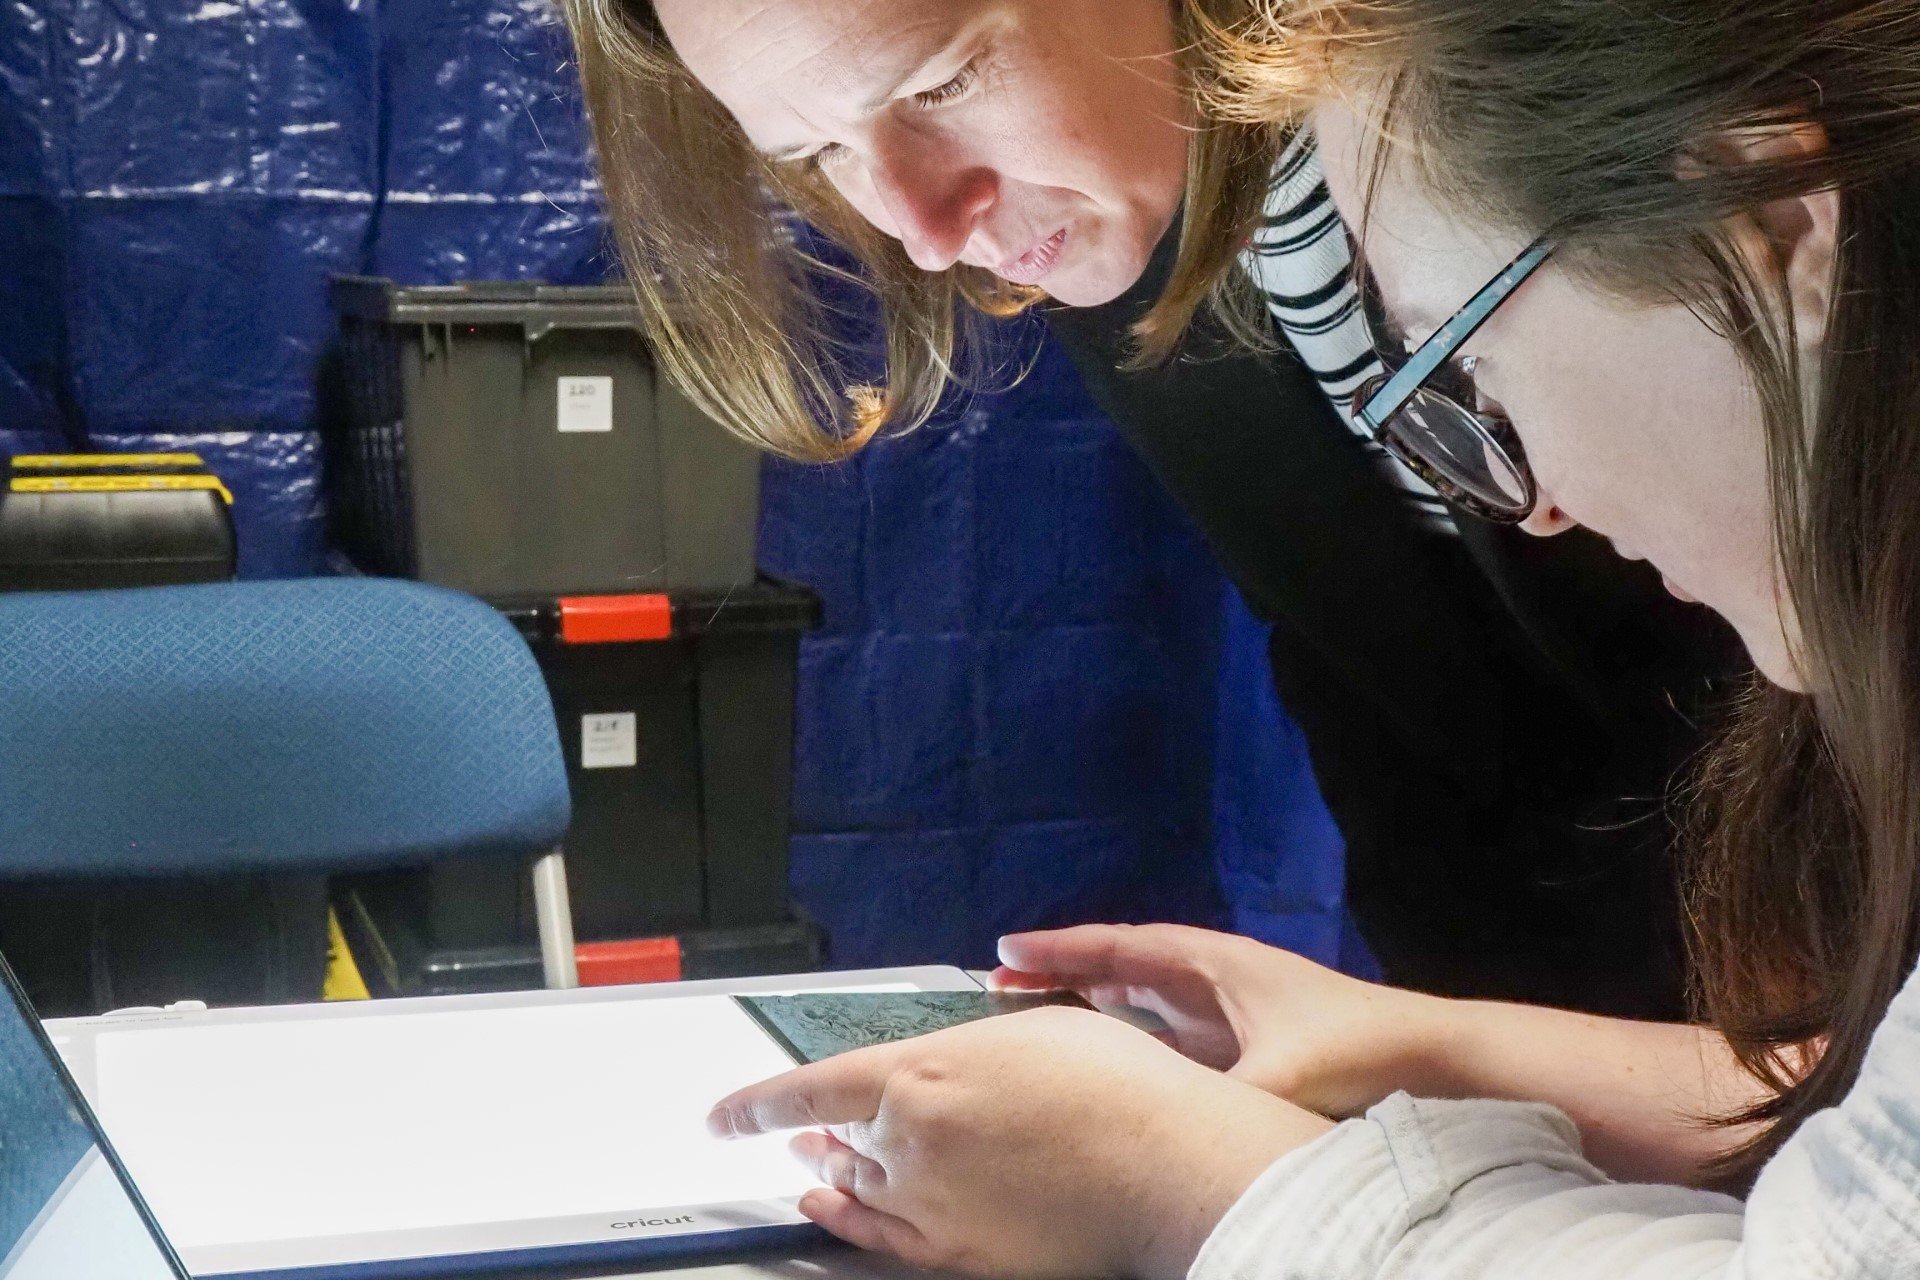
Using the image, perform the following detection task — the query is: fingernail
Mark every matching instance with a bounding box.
[706,1107,736,1139]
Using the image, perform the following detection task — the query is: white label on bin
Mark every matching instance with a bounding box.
[557,376,614,433]
[581,712,638,769]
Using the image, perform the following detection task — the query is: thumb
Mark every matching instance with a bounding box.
[1223,1049,1297,1097]
[1227,1048,1361,1118]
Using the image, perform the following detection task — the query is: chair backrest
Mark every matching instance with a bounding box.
[0,578,570,879]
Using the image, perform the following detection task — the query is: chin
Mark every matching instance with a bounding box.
[1755,659,1808,693]
[1039,231,1158,308]
[1042,267,1139,308]
[1747,634,1810,694]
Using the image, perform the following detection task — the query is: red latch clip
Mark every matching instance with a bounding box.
[575,937,684,986]
[557,594,673,644]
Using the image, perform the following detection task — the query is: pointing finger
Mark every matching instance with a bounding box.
[709,1046,902,1137]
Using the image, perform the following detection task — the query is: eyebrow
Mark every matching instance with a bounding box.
[753,21,978,163]
[1355,259,1445,351]
[1356,266,1408,348]
[856,35,958,116]
[1390,306,1446,349]
[760,141,815,164]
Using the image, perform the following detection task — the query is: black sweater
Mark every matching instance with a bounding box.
[1045,258,1740,1019]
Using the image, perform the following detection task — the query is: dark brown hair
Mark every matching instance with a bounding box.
[558,0,1282,461]
[1211,0,1920,1175]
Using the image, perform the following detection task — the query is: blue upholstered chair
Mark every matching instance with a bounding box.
[0,577,580,989]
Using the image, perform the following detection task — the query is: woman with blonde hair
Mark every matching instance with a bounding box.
[564,0,1746,1126]
[683,0,1920,1275]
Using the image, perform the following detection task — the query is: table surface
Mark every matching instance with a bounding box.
[465,1238,953,1280]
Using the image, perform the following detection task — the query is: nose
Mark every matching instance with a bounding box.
[1519,491,1578,538]
[866,131,997,273]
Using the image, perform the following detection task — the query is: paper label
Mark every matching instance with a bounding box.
[581,712,638,769]
[557,376,614,434]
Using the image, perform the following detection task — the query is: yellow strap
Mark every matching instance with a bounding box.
[11,453,206,469]
[9,474,234,504]
[323,910,373,1002]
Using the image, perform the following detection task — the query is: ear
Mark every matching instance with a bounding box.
[1713,123,1840,348]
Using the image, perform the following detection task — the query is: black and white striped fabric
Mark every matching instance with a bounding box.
[1241,130,1457,534]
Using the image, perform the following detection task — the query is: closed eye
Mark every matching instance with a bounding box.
[1428,356,1479,405]
[912,61,978,108]
[804,142,853,172]
[786,60,981,174]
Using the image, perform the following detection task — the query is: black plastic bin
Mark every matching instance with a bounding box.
[337,578,824,996]
[325,278,762,599]
[0,452,236,592]
[0,452,323,1017]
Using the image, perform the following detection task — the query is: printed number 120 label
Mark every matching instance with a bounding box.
[558,376,614,433]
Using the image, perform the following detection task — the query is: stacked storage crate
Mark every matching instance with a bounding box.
[324,279,820,994]
[0,451,337,1016]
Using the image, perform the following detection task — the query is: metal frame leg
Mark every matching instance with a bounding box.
[532,848,579,989]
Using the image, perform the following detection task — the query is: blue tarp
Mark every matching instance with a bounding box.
[0,0,1356,972]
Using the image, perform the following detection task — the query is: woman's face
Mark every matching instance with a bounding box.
[651,0,1191,307]
[1314,100,1802,689]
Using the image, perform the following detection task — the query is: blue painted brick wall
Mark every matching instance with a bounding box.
[0,0,1352,971]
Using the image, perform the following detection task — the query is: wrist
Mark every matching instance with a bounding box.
[1133,1094,1335,1280]
[1378,989,1481,1100]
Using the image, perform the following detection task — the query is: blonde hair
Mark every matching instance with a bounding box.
[559,0,1283,462]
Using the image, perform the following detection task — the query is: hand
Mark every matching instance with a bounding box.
[995,923,1449,1116]
[708,1005,1333,1280]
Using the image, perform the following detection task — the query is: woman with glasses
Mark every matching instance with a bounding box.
[692,0,1920,1276]
[568,0,1748,1196]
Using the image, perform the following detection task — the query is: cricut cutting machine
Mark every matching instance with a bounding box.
[41,969,989,1280]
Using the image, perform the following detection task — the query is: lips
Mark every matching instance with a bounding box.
[1611,538,1698,602]
[996,228,1067,286]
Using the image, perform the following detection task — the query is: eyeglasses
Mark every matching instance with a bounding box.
[1353,239,1553,524]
